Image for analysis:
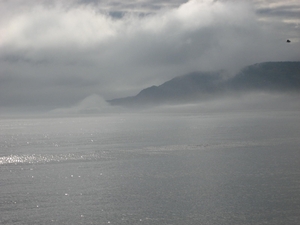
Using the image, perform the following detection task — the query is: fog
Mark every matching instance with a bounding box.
[144,93,300,114]
[0,0,299,115]
[49,94,122,115]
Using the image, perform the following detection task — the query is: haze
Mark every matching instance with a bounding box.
[0,0,299,114]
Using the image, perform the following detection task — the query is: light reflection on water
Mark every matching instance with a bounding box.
[0,152,106,165]
[1,113,300,225]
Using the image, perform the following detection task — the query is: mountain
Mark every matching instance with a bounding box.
[228,62,300,92]
[108,62,300,107]
[108,71,225,107]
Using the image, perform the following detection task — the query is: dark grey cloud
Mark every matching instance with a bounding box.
[0,0,299,114]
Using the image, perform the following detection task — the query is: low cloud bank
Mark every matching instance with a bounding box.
[145,92,300,114]
[49,94,123,115]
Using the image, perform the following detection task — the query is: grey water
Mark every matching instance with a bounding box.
[1,112,300,225]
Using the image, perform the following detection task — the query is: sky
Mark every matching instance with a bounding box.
[0,0,299,114]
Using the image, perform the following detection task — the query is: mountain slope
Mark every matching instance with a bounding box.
[108,61,300,107]
[109,71,224,107]
[228,62,300,92]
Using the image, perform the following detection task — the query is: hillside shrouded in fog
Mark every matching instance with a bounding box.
[0,0,300,115]
[1,2,300,225]
[108,62,300,107]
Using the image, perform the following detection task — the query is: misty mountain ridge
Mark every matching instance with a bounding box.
[228,62,300,92]
[108,61,300,107]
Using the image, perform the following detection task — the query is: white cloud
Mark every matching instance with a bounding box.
[2,6,119,50]
[0,0,299,113]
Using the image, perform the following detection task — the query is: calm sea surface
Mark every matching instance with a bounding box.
[1,112,300,225]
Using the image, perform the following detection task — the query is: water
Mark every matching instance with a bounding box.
[1,112,300,225]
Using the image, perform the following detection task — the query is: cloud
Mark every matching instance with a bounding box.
[49,94,122,114]
[0,0,299,113]
[146,92,300,114]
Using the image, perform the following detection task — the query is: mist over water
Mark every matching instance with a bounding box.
[1,111,300,225]
[1,0,299,223]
